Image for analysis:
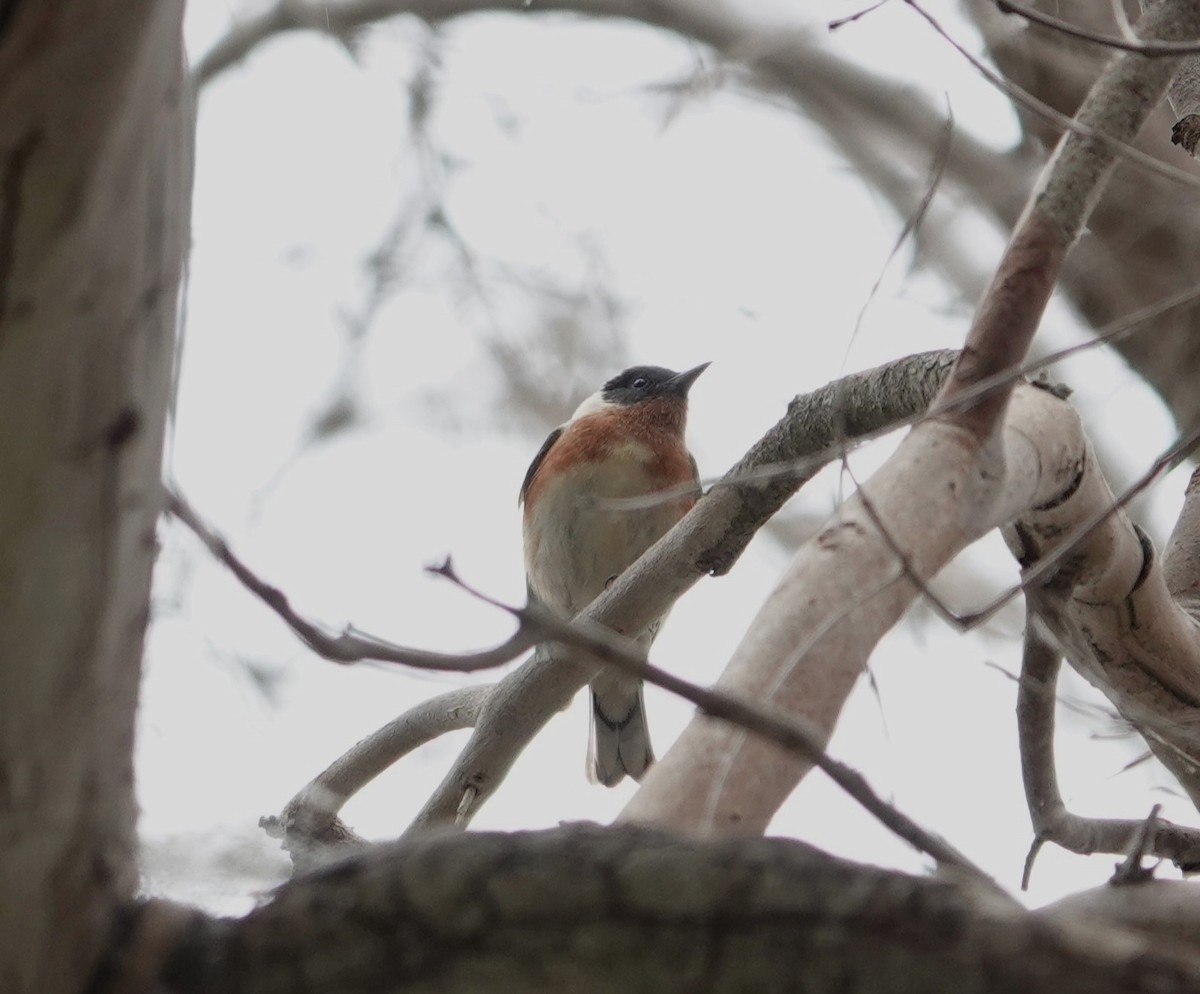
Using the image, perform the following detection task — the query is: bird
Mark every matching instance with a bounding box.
[519,362,708,786]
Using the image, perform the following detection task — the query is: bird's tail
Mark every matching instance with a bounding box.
[587,676,654,787]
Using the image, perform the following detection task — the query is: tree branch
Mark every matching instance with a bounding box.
[103,826,1200,994]
[1009,420,1200,806]
[435,564,1002,894]
[997,0,1200,56]
[406,351,958,830]
[932,0,1200,438]
[623,384,1087,833]
[263,684,492,872]
[165,487,538,670]
[1016,620,1200,890]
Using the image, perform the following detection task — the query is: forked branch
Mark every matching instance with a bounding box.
[1016,620,1200,890]
[623,0,1200,834]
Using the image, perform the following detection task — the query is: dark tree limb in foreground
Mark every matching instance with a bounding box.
[102,827,1200,994]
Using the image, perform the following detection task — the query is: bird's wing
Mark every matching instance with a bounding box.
[519,425,564,506]
[688,451,702,500]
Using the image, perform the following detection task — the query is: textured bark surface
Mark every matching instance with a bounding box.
[970,0,1200,430]
[0,3,190,992]
[120,827,1200,994]
[623,385,1085,833]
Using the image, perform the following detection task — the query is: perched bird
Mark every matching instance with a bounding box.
[519,363,708,786]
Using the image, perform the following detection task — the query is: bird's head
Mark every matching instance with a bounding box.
[568,362,709,435]
[599,363,710,407]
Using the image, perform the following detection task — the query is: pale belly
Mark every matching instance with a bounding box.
[524,456,687,619]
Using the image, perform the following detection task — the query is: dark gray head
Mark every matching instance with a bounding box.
[601,363,710,406]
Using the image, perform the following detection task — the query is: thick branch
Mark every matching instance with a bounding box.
[624,384,1085,833]
[407,351,956,830]
[1016,621,1200,888]
[1009,424,1200,805]
[266,685,492,872]
[100,826,1200,994]
[436,571,999,890]
[622,0,1200,836]
[935,0,1200,437]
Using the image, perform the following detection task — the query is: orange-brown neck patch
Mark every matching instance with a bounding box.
[523,397,692,512]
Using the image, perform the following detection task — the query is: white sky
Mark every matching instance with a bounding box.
[142,0,1191,913]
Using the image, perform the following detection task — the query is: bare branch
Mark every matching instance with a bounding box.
[965,418,1200,628]
[114,826,1200,994]
[622,384,1086,834]
[165,487,537,670]
[1008,416,1200,804]
[435,563,1004,895]
[828,0,891,31]
[407,352,957,830]
[1111,804,1165,886]
[1016,622,1200,890]
[928,0,1200,438]
[909,0,1200,192]
[265,684,492,871]
[997,0,1200,56]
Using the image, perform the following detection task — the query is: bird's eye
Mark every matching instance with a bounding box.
[632,377,648,389]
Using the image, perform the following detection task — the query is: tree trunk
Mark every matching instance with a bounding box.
[0,4,190,992]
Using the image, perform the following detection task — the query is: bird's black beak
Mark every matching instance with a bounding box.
[666,362,710,397]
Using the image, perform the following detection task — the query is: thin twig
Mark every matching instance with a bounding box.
[430,560,1008,897]
[997,0,1200,57]
[828,0,892,31]
[1111,804,1163,886]
[906,0,1200,193]
[828,103,955,472]
[165,486,537,670]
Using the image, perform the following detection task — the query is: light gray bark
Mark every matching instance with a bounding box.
[408,351,958,831]
[0,4,191,992]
